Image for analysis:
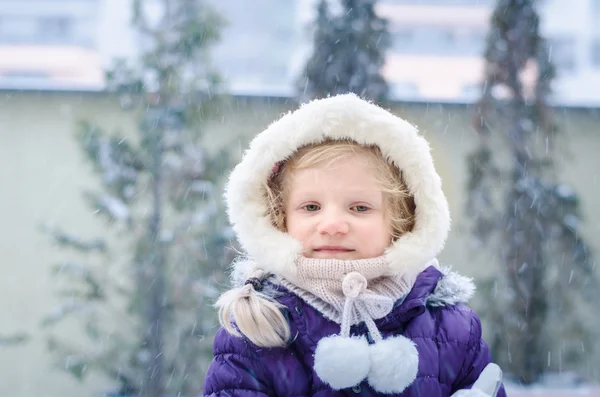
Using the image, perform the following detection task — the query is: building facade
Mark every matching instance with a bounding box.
[0,0,105,90]
[1,0,599,105]
[368,0,600,106]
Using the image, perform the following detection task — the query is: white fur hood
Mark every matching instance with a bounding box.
[224,94,451,280]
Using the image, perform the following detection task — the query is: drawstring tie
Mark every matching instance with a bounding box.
[339,272,393,342]
[313,271,419,393]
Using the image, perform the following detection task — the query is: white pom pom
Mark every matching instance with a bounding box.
[314,335,370,390]
[367,336,419,393]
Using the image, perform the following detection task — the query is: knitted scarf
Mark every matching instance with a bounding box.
[279,255,416,341]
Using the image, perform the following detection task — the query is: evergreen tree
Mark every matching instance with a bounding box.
[42,1,233,396]
[298,0,390,103]
[0,332,28,346]
[467,0,597,384]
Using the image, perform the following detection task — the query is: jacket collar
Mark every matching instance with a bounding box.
[377,266,443,327]
[270,265,475,329]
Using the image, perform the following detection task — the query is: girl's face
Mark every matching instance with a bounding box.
[284,155,393,260]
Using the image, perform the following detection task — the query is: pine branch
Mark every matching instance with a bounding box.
[83,191,132,225]
[43,226,107,253]
[0,333,29,345]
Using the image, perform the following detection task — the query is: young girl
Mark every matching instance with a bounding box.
[204,94,505,397]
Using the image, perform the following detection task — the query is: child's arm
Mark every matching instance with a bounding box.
[203,327,303,397]
[451,313,507,397]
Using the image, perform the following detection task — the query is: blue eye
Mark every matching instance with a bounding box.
[354,205,370,212]
[305,204,320,211]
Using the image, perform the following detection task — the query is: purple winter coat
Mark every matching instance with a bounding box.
[204,266,507,397]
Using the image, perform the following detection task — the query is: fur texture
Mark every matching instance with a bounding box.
[225,94,451,280]
[367,336,419,393]
[314,334,419,393]
[427,266,476,307]
[313,335,370,390]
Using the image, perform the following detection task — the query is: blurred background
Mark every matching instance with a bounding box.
[0,0,599,396]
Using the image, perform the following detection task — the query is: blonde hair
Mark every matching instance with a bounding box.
[217,139,416,347]
[216,269,291,347]
[268,139,416,238]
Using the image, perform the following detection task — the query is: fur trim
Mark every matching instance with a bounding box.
[229,257,258,288]
[427,266,476,307]
[225,94,450,280]
[314,335,370,390]
[368,336,419,393]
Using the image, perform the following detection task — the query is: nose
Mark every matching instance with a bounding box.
[316,209,349,236]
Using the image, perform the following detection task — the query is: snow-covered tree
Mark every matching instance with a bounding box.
[467,0,597,384]
[0,332,28,346]
[297,0,390,103]
[42,1,234,396]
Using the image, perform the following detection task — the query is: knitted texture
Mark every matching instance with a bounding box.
[280,256,416,328]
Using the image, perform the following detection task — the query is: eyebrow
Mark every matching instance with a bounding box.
[287,190,384,203]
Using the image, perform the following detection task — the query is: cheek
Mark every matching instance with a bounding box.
[370,217,393,243]
[357,221,380,236]
[285,213,305,237]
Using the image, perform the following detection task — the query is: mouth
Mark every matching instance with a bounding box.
[313,246,354,253]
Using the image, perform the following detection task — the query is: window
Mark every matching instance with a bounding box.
[37,16,72,42]
[391,25,485,56]
[0,17,35,43]
[391,28,414,50]
[548,37,576,72]
[591,40,600,68]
